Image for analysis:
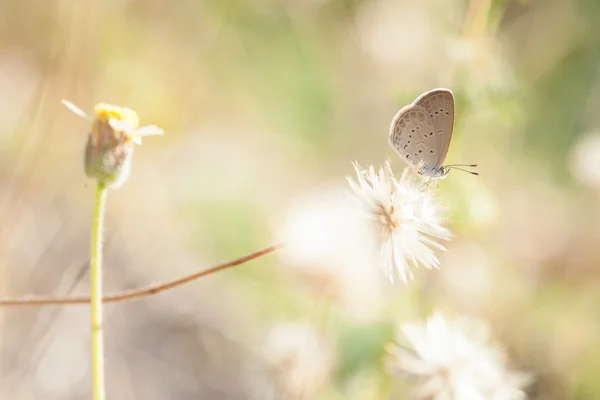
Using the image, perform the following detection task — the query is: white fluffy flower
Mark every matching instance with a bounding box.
[347,161,451,283]
[387,313,531,400]
[278,188,383,319]
[260,322,334,399]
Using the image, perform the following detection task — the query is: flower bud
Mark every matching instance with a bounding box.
[62,100,164,189]
[85,104,138,188]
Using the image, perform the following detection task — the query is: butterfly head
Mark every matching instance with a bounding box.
[416,164,478,180]
[417,165,451,180]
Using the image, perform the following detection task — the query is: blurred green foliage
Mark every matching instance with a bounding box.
[2,0,600,399]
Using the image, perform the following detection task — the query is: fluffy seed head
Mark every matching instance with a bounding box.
[347,161,451,283]
[387,313,531,400]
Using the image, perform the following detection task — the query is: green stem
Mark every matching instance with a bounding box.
[90,181,108,400]
[376,372,392,400]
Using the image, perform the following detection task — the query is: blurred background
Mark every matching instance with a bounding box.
[1,0,599,398]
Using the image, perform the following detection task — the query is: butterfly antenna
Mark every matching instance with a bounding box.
[448,166,479,176]
[445,164,478,168]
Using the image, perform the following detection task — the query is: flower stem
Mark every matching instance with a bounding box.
[90,181,108,400]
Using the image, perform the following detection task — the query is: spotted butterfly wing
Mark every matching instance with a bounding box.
[413,88,455,168]
[388,104,438,171]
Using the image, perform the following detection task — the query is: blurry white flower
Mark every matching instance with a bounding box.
[260,322,334,399]
[347,162,451,284]
[387,313,531,400]
[278,188,383,319]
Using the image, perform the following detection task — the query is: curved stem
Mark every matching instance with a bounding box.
[0,243,284,306]
[463,0,492,38]
[90,182,108,400]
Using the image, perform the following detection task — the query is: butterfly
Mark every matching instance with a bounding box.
[388,88,477,179]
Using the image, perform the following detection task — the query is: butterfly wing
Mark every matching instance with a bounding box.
[413,88,455,166]
[389,104,439,170]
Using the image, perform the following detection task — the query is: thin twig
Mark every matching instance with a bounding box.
[0,243,285,307]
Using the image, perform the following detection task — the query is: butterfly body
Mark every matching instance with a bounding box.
[416,164,450,179]
[389,88,477,178]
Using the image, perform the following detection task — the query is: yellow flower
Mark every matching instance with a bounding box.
[62,100,163,188]
[91,103,140,145]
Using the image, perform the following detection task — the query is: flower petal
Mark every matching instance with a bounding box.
[61,99,90,120]
[136,125,164,137]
